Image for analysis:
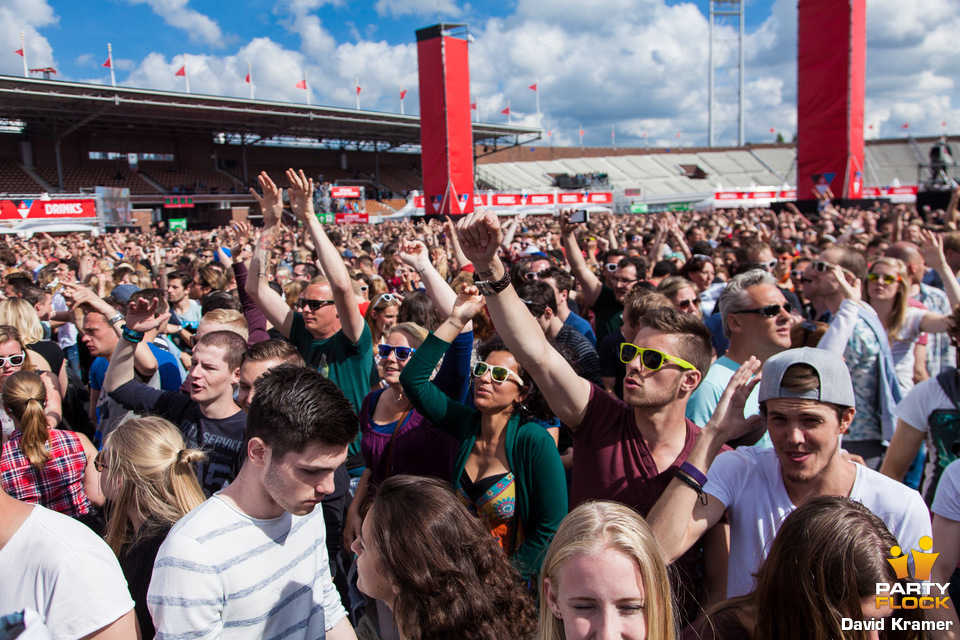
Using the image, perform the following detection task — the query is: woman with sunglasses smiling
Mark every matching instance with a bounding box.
[657,276,702,318]
[400,286,567,588]
[863,256,959,393]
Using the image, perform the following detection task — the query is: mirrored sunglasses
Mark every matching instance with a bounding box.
[866,273,899,285]
[619,344,697,371]
[472,361,524,385]
[377,344,416,361]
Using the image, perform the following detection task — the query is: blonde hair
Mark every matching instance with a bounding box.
[385,322,429,348]
[283,280,307,309]
[862,256,909,340]
[0,326,37,376]
[538,501,676,640]
[102,416,207,555]
[0,298,44,344]
[198,309,249,341]
[2,371,49,469]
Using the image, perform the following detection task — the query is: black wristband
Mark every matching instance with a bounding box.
[674,469,708,506]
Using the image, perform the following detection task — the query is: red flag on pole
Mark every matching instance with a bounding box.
[400,89,407,100]
[296,79,307,89]
[868,124,874,129]
[529,83,537,92]
[470,102,477,110]
[356,85,361,95]
[102,57,112,68]
[244,72,250,83]
[501,107,510,115]
[175,66,186,77]
[14,49,23,56]
[676,131,681,138]
[769,127,775,133]
[901,122,909,129]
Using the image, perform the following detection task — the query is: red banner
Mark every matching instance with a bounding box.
[0,199,96,220]
[797,0,866,200]
[330,186,361,198]
[335,212,369,223]
[413,192,613,209]
[417,26,474,215]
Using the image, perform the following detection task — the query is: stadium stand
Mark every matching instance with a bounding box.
[0,160,45,195]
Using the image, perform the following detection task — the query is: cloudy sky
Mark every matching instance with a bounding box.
[1,0,956,148]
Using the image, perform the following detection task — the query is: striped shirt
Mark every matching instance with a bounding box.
[147,495,346,640]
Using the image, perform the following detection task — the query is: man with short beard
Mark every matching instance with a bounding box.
[648,348,930,598]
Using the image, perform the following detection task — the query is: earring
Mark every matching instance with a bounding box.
[552,608,562,619]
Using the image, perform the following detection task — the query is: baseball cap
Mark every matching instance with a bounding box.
[111,284,142,304]
[758,347,855,407]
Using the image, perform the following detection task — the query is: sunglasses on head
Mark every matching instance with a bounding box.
[296,298,335,311]
[377,344,416,361]
[867,273,900,285]
[733,302,792,317]
[0,353,25,367]
[619,344,698,371]
[375,293,401,306]
[472,361,524,385]
[693,254,713,262]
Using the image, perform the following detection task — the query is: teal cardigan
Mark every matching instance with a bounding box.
[399,333,568,581]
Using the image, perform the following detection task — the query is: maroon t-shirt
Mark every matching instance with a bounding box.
[573,383,729,623]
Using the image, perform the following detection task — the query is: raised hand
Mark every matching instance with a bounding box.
[827,265,861,302]
[398,240,430,272]
[706,357,764,441]
[285,168,315,222]
[456,209,502,266]
[249,172,283,228]
[449,285,486,326]
[125,297,170,334]
[918,228,948,271]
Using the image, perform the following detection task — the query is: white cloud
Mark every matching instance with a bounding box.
[0,0,57,77]
[123,0,225,47]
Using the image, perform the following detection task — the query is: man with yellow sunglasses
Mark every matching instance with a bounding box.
[456,209,727,623]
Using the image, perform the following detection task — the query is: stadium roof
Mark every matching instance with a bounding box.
[0,75,540,151]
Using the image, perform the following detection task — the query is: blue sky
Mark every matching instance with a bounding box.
[1,0,957,148]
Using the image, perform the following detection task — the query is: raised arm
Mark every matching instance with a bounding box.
[444,215,472,271]
[398,240,470,331]
[244,172,295,338]
[457,210,593,429]
[647,358,761,562]
[287,168,365,344]
[559,210,604,305]
[101,297,169,395]
[920,229,960,309]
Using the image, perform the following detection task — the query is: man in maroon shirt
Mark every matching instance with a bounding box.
[456,210,729,620]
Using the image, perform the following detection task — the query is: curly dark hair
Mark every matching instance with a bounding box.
[365,475,537,640]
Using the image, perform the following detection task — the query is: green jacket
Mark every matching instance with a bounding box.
[399,333,568,581]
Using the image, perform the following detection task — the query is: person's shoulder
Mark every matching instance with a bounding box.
[27,505,111,553]
[157,497,227,552]
[855,464,927,507]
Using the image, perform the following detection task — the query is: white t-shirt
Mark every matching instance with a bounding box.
[892,376,960,503]
[0,505,134,640]
[932,459,960,522]
[148,495,346,640]
[704,447,932,597]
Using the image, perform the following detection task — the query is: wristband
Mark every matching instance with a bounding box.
[121,325,145,343]
[107,312,124,327]
[674,469,708,506]
[679,461,708,487]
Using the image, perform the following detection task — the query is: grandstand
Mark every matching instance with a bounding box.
[0,75,949,220]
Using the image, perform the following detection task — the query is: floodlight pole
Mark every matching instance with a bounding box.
[708,0,744,147]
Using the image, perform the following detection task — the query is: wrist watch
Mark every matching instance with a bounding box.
[107,312,124,327]
[473,269,512,296]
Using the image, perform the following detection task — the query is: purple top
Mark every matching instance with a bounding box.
[358,330,473,495]
[232,262,270,344]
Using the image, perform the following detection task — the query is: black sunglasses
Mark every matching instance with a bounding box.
[732,302,792,317]
[296,298,336,311]
[377,344,416,361]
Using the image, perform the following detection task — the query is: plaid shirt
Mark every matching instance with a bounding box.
[1,428,90,518]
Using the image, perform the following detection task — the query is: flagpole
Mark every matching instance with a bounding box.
[107,43,116,87]
[535,82,541,130]
[305,69,310,106]
[507,100,511,125]
[400,86,404,115]
[612,125,616,151]
[183,54,190,94]
[579,123,584,150]
[248,61,254,100]
[356,76,360,110]
[20,32,27,78]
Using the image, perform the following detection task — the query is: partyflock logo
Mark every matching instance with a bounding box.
[843,536,954,633]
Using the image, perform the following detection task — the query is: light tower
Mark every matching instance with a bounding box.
[708,0,745,147]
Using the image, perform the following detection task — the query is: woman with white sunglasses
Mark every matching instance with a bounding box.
[0,325,61,446]
[400,285,567,588]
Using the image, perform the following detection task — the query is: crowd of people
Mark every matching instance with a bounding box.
[2,171,960,639]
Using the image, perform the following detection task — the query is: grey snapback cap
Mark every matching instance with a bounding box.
[758,347,855,407]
